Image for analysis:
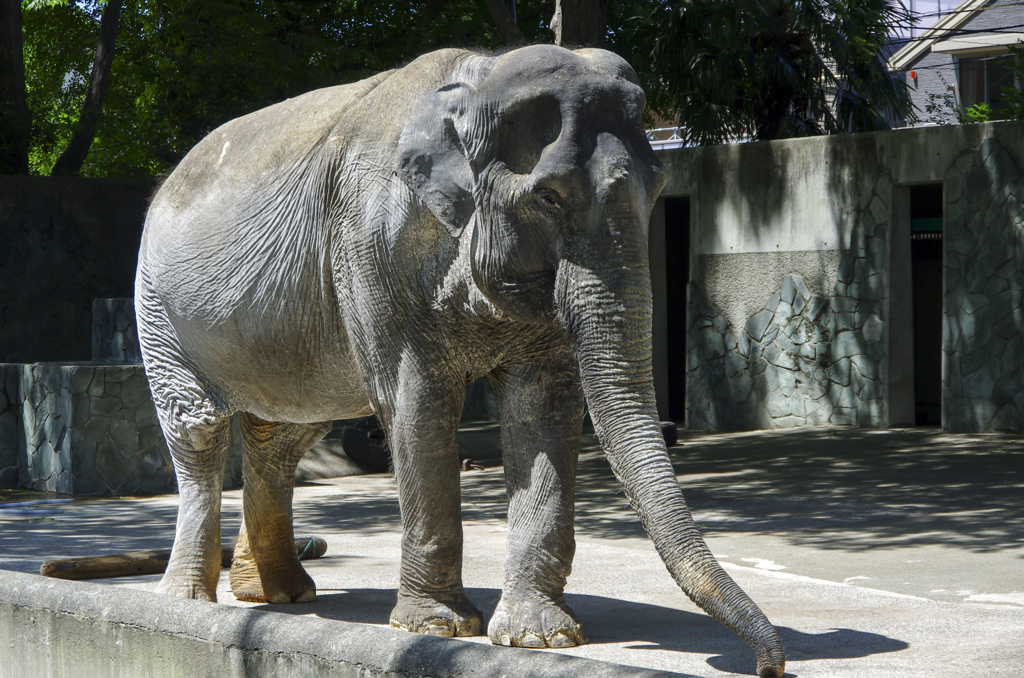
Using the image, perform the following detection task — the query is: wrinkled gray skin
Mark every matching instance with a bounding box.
[136,45,785,677]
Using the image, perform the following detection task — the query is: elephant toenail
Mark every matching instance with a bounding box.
[425,620,453,636]
[457,619,482,636]
[500,634,513,646]
[520,633,545,648]
[268,592,292,604]
[548,630,577,648]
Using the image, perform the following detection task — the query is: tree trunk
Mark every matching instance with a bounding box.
[480,0,525,46]
[0,0,29,175]
[550,0,607,47]
[753,77,795,141]
[40,537,327,580]
[51,0,123,177]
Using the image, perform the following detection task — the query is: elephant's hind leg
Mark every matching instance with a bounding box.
[156,417,231,602]
[230,414,331,604]
[139,268,231,602]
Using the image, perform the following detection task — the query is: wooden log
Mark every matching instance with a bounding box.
[40,537,328,581]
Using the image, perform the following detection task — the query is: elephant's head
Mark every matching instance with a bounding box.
[397,45,785,678]
[398,45,665,324]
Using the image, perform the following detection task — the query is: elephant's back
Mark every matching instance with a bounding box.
[136,75,394,423]
[152,72,394,219]
[140,71,395,319]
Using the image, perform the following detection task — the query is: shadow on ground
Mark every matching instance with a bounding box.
[285,426,1024,559]
[3,427,1020,576]
[255,587,908,676]
[307,426,1022,556]
[658,427,1024,554]
[518,427,1023,555]
[0,497,189,571]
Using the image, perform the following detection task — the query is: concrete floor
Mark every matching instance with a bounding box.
[2,426,1022,677]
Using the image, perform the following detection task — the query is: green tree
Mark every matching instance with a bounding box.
[0,0,31,174]
[620,0,915,144]
[21,0,134,175]
[17,0,556,177]
[50,0,121,175]
[993,44,1024,122]
[10,0,915,177]
[551,0,607,46]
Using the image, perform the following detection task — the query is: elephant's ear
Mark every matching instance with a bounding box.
[397,84,475,238]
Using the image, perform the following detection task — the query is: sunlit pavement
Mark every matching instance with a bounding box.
[2,426,1022,677]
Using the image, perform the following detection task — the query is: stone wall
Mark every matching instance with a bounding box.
[943,138,1024,431]
[686,182,890,430]
[0,367,18,487]
[0,570,650,678]
[0,194,119,363]
[0,362,243,495]
[92,298,143,362]
[658,121,1024,433]
[0,177,153,363]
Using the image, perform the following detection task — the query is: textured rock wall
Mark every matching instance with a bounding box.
[687,179,891,430]
[0,366,19,487]
[92,298,142,363]
[685,133,1024,433]
[462,377,499,421]
[0,177,152,363]
[693,250,842,337]
[943,138,1024,432]
[0,194,119,363]
[0,363,243,495]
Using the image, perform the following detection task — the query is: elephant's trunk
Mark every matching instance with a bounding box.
[556,256,786,678]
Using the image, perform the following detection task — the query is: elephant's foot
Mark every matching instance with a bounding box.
[390,591,484,637]
[156,571,218,603]
[229,550,316,604]
[487,593,587,648]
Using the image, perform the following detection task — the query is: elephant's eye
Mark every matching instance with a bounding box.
[534,188,562,211]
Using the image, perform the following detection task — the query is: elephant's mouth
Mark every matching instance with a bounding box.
[496,270,556,295]
[478,270,557,324]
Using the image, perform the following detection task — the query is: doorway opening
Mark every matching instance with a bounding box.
[664,197,690,423]
[910,184,943,426]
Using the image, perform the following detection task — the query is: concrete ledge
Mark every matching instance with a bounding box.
[0,571,684,678]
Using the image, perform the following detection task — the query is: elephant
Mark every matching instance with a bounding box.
[135,44,786,677]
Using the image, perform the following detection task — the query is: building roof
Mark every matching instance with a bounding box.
[931,32,1024,56]
[888,0,1004,70]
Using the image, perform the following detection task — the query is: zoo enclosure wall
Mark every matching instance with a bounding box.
[651,121,1024,434]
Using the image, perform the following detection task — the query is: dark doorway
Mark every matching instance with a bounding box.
[910,184,943,426]
[664,197,690,423]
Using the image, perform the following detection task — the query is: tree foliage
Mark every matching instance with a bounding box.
[621,0,915,144]
[1,0,31,174]
[20,0,556,177]
[972,45,1024,123]
[13,0,917,177]
[50,0,121,176]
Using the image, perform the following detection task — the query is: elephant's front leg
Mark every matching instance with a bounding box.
[488,350,587,648]
[384,361,484,637]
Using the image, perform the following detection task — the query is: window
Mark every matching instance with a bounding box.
[897,0,960,39]
[959,55,1016,113]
